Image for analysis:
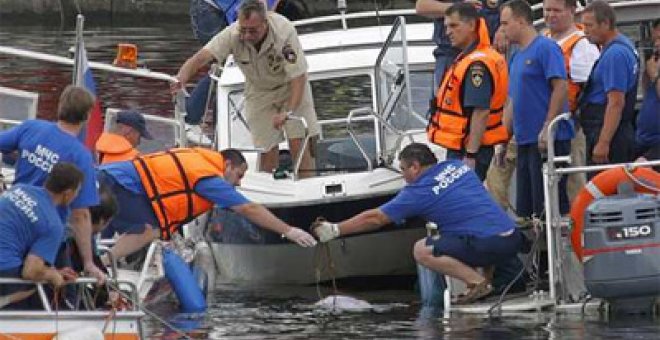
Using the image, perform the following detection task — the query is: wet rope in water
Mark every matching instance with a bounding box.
[106,281,193,340]
[314,242,339,301]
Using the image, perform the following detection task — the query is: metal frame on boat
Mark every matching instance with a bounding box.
[0,277,144,339]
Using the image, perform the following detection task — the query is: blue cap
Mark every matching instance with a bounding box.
[116,110,153,140]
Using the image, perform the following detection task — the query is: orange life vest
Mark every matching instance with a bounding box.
[133,147,226,240]
[544,26,587,112]
[95,132,139,165]
[427,18,509,151]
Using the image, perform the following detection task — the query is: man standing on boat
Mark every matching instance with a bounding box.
[186,0,282,145]
[174,0,319,175]
[0,163,82,309]
[95,110,153,164]
[580,0,639,170]
[312,143,525,304]
[635,19,660,166]
[427,3,509,180]
[542,0,599,203]
[416,0,509,116]
[0,85,106,284]
[98,147,316,262]
[499,0,572,219]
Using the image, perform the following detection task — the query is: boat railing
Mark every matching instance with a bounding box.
[543,113,660,305]
[346,107,376,171]
[284,114,311,180]
[316,115,375,138]
[293,8,416,30]
[532,0,660,27]
[0,277,142,312]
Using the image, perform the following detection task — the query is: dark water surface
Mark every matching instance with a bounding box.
[2,21,660,340]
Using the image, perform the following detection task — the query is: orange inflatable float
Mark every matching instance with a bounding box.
[570,166,660,261]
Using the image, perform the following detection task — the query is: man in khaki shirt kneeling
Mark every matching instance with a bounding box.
[173,0,319,175]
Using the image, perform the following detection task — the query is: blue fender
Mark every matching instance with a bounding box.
[163,248,207,313]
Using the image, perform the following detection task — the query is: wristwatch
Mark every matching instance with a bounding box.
[465,151,478,159]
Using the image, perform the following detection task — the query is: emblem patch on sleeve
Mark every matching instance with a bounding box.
[470,65,485,88]
[282,44,297,63]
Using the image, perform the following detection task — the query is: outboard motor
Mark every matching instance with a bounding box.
[582,191,660,314]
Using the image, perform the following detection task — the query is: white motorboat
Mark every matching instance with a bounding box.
[203,6,444,285]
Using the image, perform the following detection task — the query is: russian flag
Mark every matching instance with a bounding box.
[73,26,103,151]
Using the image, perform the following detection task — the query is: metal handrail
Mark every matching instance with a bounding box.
[0,46,175,83]
[543,112,660,304]
[284,114,310,180]
[346,107,375,171]
[0,277,141,312]
[293,8,416,28]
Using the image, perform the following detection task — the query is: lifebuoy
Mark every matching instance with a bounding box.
[570,166,660,261]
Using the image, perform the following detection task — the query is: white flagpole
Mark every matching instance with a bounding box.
[72,14,85,86]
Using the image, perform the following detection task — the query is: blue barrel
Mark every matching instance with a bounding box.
[163,248,207,313]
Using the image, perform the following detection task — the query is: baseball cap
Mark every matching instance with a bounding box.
[116,110,153,140]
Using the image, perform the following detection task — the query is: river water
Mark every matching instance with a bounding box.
[2,19,660,340]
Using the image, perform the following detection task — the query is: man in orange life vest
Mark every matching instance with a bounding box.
[98,147,316,261]
[95,110,153,165]
[427,2,509,180]
[543,0,599,201]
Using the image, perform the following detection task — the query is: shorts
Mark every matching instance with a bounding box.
[99,171,159,238]
[516,141,570,218]
[245,82,320,149]
[428,229,524,267]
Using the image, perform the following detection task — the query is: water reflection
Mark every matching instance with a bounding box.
[140,284,660,339]
[0,24,200,120]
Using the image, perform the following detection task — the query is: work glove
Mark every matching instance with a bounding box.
[284,227,317,247]
[312,220,340,243]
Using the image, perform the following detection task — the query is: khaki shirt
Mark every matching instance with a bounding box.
[203,12,319,148]
[204,12,308,95]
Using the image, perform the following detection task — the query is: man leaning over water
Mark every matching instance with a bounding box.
[313,143,526,304]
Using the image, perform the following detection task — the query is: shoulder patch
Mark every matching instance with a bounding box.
[282,44,297,64]
[470,65,485,88]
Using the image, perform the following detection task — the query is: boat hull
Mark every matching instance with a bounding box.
[211,226,425,285]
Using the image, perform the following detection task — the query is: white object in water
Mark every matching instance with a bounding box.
[314,295,373,312]
[52,327,104,340]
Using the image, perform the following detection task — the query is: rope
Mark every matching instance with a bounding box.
[53,286,60,337]
[623,165,660,193]
[106,281,193,340]
[313,242,339,308]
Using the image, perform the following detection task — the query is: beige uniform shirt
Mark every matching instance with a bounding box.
[204,12,319,149]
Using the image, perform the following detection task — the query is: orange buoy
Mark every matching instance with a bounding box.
[570,166,660,260]
[112,43,138,69]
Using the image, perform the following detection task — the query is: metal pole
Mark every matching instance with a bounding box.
[72,14,85,86]
[543,112,572,303]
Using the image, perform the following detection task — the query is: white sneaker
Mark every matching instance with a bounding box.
[185,124,212,146]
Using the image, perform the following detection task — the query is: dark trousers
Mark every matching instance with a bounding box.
[580,104,635,179]
[446,146,494,181]
[516,141,571,218]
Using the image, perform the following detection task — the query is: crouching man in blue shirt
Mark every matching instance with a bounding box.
[0,163,83,309]
[313,143,525,304]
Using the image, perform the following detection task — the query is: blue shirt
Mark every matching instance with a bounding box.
[584,34,638,104]
[99,160,250,209]
[509,36,573,145]
[0,120,99,211]
[216,0,278,24]
[636,80,660,147]
[0,185,64,271]
[380,160,514,238]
